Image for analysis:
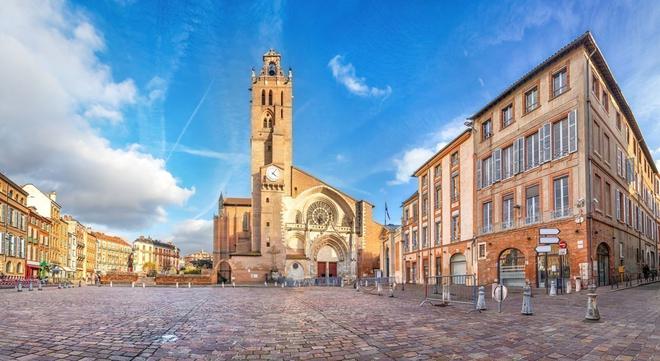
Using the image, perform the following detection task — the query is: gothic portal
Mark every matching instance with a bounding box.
[212,50,384,283]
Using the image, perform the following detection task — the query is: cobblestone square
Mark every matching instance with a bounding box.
[1,283,659,360]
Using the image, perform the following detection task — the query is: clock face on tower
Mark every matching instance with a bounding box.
[266,165,281,182]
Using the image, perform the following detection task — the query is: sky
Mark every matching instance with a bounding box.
[1,0,660,255]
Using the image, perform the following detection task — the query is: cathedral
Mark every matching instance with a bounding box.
[212,50,385,283]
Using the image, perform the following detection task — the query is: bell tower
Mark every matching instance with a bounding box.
[250,49,293,263]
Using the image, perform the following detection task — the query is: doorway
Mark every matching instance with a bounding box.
[597,243,610,286]
[317,262,337,277]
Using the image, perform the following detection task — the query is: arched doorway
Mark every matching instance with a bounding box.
[218,261,231,283]
[499,248,525,288]
[597,243,610,286]
[316,245,339,278]
[450,253,467,284]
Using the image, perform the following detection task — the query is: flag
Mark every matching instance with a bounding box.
[385,202,391,223]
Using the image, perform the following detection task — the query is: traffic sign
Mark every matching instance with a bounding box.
[535,245,551,253]
[540,228,560,235]
[492,284,508,302]
[558,240,567,249]
[558,248,567,255]
[540,237,559,244]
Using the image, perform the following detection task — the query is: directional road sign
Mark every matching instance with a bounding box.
[540,228,560,235]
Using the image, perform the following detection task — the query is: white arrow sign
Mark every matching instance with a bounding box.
[540,228,560,235]
[535,245,552,253]
[540,237,560,244]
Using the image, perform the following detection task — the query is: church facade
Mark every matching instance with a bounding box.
[213,50,384,283]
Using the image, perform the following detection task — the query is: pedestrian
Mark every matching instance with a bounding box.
[642,264,650,282]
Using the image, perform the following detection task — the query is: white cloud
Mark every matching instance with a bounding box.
[328,55,392,98]
[169,219,213,255]
[0,0,193,229]
[389,115,468,185]
[176,144,249,163]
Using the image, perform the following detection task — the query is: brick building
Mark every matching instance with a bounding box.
[397,32,659,290]
[94,231,132,273]
[26,208,51,278]
[401,130,475,284]
[1,172,29,277]
[132,236,180,274]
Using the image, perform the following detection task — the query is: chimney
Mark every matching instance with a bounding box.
[49,191,57,201]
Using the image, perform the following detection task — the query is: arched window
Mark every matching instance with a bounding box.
[499,248,525,288]
[263,118,267,128]
[261,90,265,105]
[242,213,249,232]
[450,253,467,284]
[16,262,22,274]
[268,90,273,105]
[280,91,284,105]
[5,261,11,273]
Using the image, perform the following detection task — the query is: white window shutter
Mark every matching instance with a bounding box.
[568,109,577,153]
[518,137,525,173]
[615,191,620,220]
[493,148,501,182]
[476,158,482,190]
[542,123,551,162]
[512,140,519,174]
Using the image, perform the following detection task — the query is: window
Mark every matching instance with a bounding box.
[592,74,599,95]
[421,175,428,186]
[552,68,568,97]
[502,145,513,179]
[450,174,459,201]
[434,221,441,246]
[412,202,418,221]
[280,91,284,105]
[261,90,266,105]
[525,86,539,112]
[616,112,622,130]
[553,176,570,218]
[502,195,514,229]
[604,183,611,216]
[502,104,513,128]
[552,111,577,157]
[268,90,273,105]
[525,132,540,170]
[422,193,428,217]
[412,230,418,250]
[482,201,493,233]
[482,119,492,140]
[525,185,540,224]
[593,121,601,155]
[434,164,441,178]
[404,208,410,221]
[481,155,492,187]
[434,185,441,210]
[478,243,486,259]
[450,152,459,167]
[602,91,609,112]
[603,134,611,163]
[422,226,428,248]
[450,214,460,241]
[594,174,602,211]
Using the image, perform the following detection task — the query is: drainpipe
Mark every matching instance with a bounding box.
[585,48,596,287]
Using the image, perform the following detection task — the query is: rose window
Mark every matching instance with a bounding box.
[307,201,335,226]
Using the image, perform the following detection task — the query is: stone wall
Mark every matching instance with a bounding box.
[99,272,137,284]
[154,274,214,285]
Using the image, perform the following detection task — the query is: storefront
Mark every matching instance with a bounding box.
[26,261,40,278]
[536,243,570,292]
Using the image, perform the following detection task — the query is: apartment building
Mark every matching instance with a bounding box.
[94,231,132,273]
[26,208,51,278]
[471,32,658,289]
[1,172,29,277]
[133,236,180,274]
[397,32,659,290]
[401,130,475,283]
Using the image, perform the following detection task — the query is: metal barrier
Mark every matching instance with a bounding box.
[609,270,658,289]
[420,274,477,307]
[355,277,395,295]
[274,277,343,287]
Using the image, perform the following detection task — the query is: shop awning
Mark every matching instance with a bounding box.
[27,261,40,267]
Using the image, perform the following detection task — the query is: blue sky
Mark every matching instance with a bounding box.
[2,0,659,254]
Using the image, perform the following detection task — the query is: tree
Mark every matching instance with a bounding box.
[191,259,212,269]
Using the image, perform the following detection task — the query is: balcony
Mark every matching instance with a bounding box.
[481,224,493,234]
[476,209,576,236]
[551,207,573,220]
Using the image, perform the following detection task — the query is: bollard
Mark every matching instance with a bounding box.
[356,281,360,292]
[222,282,225,288]
[340,278,344,288]
[377,282,383,296]
[188,282,191,288]
[132,282,135,288]
[38,280,43,291]
[176,282,179,288]
[281,282,284,288]
[232,281,235,288]
[142,282,145,288]
[549,280,557,296]
[585,285,600,321]
[575,278,582,292]
[264,281,268,287]
[476,286,487,310]
[275,281,278,287]
[29,281,34,291]
[17,282,23,292]
[521,283,533,315]
[389,282,395,297]
[566,280,572,294]
[78,280,81,288]
[110,281,113,288]
[58,282,62,289]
